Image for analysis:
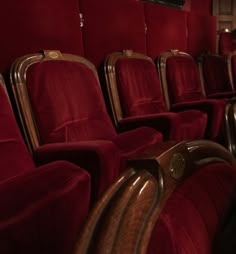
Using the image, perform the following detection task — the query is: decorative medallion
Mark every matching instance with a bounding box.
[169,153,185,180]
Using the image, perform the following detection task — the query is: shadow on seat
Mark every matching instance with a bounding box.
[10,50,163,200]
[104,50,207,141]
[0,74,91,253]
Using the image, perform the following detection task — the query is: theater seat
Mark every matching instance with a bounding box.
[104,50,207,141]
[158,50,227,141]
[219,29,236,56]
[10,50,163,199]
[198,53,236,99]
[148,161,236,254]
[76,139,236,254]
[0,75,91,253]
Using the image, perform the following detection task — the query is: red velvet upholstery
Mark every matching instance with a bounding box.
[110,55,207,140]
[15,53,162,197]
[163,52,226,140]
[0,80,91,253]
[115,58,167,116]
[79,0,147,67]
[148,162,236,254]
[219,32,235,56]
[145,4,187,60]
[200,54,236,99]
[187,13,217,57]
[166,56,205,103]
[190,0,212,15]
[0,0,83,75]
[27,61,117,144]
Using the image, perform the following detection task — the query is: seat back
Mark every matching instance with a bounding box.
[104,50,167,127]
[219,30,235,56]
[0,75,34,180]
[198,53,234,96]
[158,50,206,109]
[10,51,117,153]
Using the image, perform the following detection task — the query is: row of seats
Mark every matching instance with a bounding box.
[1,49,236,253]
[7,49,236,199]
[104,49,232,143]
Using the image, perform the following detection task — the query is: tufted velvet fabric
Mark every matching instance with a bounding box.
[201,54,236,99]
[0,82,91,253]
[147,162,236,254]
[165,54,226,140]
[24,57,162,196]
[114,57,207,141]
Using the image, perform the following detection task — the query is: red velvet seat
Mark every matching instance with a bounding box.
[10,50,163,198]
[219,30,236,56]
[0,75,91,253]
[104,50,207,141]
[158,50,227,141]
[198,53,236,99]
[148,162,236,254]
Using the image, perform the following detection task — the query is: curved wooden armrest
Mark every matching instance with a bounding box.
[74,164,163,254]
[225,100,236,157]
[74,140,235,254]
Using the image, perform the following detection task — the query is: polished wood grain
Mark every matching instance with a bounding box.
[76,140,236,254]
[74,165,163,254]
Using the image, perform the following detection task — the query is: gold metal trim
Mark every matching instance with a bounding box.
[169,153,185,180]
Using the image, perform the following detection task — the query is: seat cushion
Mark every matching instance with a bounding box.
[177,110,207,140]
[147,162,236,254]
[111,126,163,159]
[0,161,90,254]
[172,99,226,140]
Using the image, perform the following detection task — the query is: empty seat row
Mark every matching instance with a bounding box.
[104,49,228,142]
[7,49,235,197]
[2,50,236,253]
